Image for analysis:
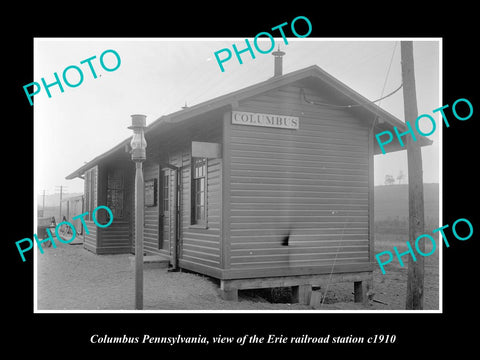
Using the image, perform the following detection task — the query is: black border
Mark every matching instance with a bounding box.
[7,5,479,354]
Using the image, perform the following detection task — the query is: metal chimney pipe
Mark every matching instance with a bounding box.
[272,46,286,77]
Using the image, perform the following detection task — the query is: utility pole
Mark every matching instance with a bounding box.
[401,41,425,310]
[41,190,46,216]
[55,185,67,221]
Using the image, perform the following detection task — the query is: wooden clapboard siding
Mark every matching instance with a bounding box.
[97,220,131,254]
[83,220,98,253]
[177,128,223,273]
[224,83,371,278]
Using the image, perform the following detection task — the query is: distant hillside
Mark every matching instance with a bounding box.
[37,192,83,208]
[37,192,83,220]
[375,183,439,220]
[374,183,439,234]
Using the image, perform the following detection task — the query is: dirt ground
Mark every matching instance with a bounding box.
[36,238,439,311]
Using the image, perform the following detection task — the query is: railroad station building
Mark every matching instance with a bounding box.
[66,52,431,303]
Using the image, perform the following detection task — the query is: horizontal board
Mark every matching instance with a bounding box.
[230,235,368,244]
[182,249,220,262]
[230,189,368,198]
[230,257,370,269]
[230,168,369,181]
[230,195,368,204]
[230,221,368,230]
[101,239,130,246]
[182,254,221,267]
[232,123,368,142]
[229,215,368,223]
[231,202,368,211]
[183,231,220,240]
[231,240,368,250]
[230,209,367,217]
[231,244,368,255]
[230,149,369,165]
[230,184,368,194]
[230,227,368,236]
[230,176,368,188]
[183,242,220,253]
[231,127,368,147]
[221,263,373,279]
[230,135,367,153]
[231,250,369,263]
[231,155,368,169]
[182,236,220,247]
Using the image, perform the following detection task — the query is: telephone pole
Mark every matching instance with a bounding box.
[55,185,67,221]
[42,190,46,215]
[401,41,425,310]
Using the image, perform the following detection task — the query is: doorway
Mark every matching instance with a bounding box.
[159,168,171,252]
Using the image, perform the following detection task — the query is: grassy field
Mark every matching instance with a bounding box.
[374,183,440,238]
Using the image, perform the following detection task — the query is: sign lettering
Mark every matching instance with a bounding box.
[232,111,299,130]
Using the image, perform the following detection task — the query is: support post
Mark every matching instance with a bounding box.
[292,284,312,305]
[354,281,365,303]
[220,280,238,301]
[129,113,147,310]
[135,162,144,310]
[401,41,425,310]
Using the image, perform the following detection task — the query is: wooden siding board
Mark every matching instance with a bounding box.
[231,150,368,165]
[231,156,368,169]
[231,135,368,152]
[171,120,223,272]
[230,222,368,233]
[230,228,368,237]
[230,141,368,157]
[230,190,368,199]
[83,220,98,252]
[231,240,369,250]
[224,84,371,277]
[230,196,368,204]
[178,259,222,279]
[221,263,374,279]
[231,129,371,148]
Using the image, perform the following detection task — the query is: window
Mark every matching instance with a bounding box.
[163,172,169,211]
[107,168,124,219]
[191,157,207,225]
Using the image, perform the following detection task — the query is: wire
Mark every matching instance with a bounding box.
[319,43,401,307]
[377,42,399,109]
[369,41,399,135]
[319,214,351,307]
[301,82,403,109]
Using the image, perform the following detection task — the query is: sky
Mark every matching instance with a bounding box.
[34,38,440,197]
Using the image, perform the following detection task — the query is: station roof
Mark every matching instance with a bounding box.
[66,64,432,180]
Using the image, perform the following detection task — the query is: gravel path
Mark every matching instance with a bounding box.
[36,240,439,311]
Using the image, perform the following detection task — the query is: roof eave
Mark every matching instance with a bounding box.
[65,64,432,179]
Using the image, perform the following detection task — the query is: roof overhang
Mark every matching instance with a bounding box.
[66,65,432,180]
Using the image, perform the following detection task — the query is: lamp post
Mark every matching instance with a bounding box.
[129,114,147,310]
